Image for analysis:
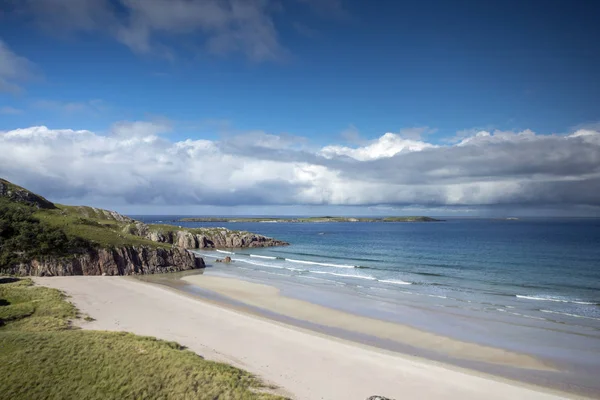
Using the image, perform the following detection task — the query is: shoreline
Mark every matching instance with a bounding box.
[33,275,580,400]
[180,274,552,370]
[145,269,598,398]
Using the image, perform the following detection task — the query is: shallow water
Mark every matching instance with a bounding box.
[136,216,600,395]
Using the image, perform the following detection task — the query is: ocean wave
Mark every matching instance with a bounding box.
[516,295,598,305]
[272,250,382,263]
[309,271,377,281]
[496,308,547,321]
[216,249,234,255]
[249,254,277,260]
[257,270,290,277]
[413,272,445,277]
[540,309,600,321]
[379,279,412,285]
[232,258,286,270]
[298,276,338,283]
[287,258,357,269]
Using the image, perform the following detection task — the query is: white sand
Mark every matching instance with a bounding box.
[34,276,570,400]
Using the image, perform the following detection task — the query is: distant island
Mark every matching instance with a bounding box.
[179,216,443,223]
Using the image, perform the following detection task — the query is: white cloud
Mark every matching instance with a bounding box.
[320,132,436,160]
[0,39,36,93]
[1,123,599,213]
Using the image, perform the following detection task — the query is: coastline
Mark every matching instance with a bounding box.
[34,275,586,400]
[181,274,551,370]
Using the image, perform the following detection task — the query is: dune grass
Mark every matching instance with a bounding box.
[0,278,284,400]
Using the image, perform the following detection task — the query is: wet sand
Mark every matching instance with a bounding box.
[34,276,576,400]
[182,274,551,370]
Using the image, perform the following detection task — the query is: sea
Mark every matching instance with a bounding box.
[135,216,600,394]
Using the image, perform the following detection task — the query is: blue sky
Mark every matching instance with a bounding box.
[2,0,599,140]
[1,0,599,215]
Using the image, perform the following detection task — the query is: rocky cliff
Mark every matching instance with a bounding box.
[128,222,289,249]
[5,246,205,276]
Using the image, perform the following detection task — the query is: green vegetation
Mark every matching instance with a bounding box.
[35,204,168,249]
[0,197,171,271]
[0,278,283,400]
[179,216,443,223]
[1,178,285,273]
[0,199,93,267]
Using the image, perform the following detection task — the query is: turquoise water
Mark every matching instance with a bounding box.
[138,216,600,388]
[154,218,600,325]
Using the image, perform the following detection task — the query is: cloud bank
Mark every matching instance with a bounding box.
[1,123,599,214]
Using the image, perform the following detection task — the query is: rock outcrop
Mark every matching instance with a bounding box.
[6,246,205,276]
[0,178,56,209]
[128,222,288,249]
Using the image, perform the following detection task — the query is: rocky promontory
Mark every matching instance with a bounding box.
[127,222,289,249]
[0,178,287,277]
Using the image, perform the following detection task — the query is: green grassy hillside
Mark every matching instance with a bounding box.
[1,178,284,272]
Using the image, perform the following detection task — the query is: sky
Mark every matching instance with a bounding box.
[0,0,599,216]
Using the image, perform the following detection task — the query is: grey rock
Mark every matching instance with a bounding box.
[7,246,205,276]
[128,221,288,249]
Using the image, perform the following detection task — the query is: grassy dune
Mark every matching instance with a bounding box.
[0,278,284,400]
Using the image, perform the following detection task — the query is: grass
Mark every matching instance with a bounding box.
[34,204,170,249]
[0,278,285,400]
[0,277,76,331]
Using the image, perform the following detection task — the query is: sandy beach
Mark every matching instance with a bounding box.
[33,276,574,400]
[181,275,551,369]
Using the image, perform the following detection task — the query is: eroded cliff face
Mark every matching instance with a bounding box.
[7,246,205,276]
[129,222,289,249]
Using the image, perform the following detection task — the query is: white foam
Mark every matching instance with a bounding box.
[287,258,356,269]
[298,275,337,283]
[257,270,289,277]
[379,279,412,285]
[516,295,596,305]
[539,309,600,321]
[216,249,234,254]
[250,254,277,260]
[310,270,377,281]
[232,258,285,269]
[497,308,547,321]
